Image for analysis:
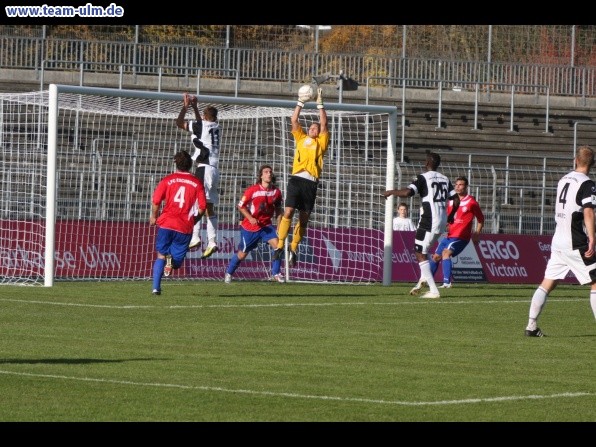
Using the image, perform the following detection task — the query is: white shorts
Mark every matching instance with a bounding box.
[195,164,220,205]
[414,228,442,255]
[544,248,596,285]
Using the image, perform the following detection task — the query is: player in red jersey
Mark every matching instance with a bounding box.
[428,176,485,288]
[149,151,207,295]
[224,165,285,283]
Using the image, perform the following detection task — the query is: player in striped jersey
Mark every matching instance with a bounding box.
[176,93,221,259]
[525,145,596,336]
[383,151,458,299]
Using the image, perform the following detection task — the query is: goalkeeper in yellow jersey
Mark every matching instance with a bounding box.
[272,86,330,267]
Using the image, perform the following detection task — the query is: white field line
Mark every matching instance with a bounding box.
[0,369,592,407]
[0,297,585,309]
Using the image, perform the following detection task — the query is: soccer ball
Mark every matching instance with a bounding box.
[298,84,314,101]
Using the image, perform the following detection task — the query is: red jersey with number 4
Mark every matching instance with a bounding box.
[153,171,207,234]
[238,183,282,232]
[447,194,484,241]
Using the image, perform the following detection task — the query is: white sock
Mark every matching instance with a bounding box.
[419,260,439,293]
[192,221,201,240]
[590,290,596,320]
[527,286,548,329]
[206,215,218,245]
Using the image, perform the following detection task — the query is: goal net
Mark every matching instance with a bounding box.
[0,85,398,286]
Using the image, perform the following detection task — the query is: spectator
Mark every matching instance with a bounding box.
[393,202,417,231]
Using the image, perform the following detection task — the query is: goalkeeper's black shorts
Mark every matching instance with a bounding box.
[285,175,319,213]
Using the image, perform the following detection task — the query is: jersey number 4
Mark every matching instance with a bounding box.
[174,186,187,208]
[559,183,569,209]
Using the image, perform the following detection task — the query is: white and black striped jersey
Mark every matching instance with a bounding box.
[407,170,455,234]
[552,170,596,251]
[187,119,221,169]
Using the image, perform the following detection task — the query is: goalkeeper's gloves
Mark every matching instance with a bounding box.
[297,88,312,108]
[316,88,324,109]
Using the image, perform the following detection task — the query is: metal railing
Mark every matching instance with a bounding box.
[40,59,241,96]
[1,35,594,100]
[366,77,555,162]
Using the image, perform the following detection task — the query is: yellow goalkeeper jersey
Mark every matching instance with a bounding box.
[290,128,330,180]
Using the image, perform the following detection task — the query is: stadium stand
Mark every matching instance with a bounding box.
[0,37,594,236]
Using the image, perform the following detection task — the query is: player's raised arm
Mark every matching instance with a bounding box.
[292,85,313,131]
[316,87,328,134]
[382,188,413,199]
[189,94,201,121]
[175,93,191,130]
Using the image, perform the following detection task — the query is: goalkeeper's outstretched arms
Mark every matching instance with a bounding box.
[291,86,328,134]
[316,87,328,134]
[291,86,310,131]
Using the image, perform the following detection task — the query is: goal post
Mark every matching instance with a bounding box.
[1,84,399,287]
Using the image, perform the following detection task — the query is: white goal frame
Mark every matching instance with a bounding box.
[8,84,399,286]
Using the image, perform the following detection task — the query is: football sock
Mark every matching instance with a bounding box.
[206,215,218,244]
[420,260,439,293]
[590,290,596,319]
[442,258,452,284]
[527,286,548,327]
[153,258,166,290]
[272,258,282,276]
[226,253,241,275]
[429,257,439,275]
[277,216,292,248]
[290,221,305,252]
[192,221,201,240]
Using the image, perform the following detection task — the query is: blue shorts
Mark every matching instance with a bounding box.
[155,227,192,266]
[434,237,469,258]
[238,225,278,253]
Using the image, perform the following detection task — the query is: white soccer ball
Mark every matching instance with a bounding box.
[298,84,314,101]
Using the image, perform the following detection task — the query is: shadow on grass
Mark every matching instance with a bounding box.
[0,358,163,365]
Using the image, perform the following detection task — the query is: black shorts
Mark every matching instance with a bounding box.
[285,175,319,212]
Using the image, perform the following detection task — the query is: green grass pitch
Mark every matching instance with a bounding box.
[0,280,594,422]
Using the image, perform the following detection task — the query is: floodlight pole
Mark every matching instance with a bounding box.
[337,70,344,103]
